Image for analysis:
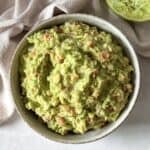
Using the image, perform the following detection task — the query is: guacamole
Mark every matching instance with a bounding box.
[19,21,133,135]
[107,0,150,21]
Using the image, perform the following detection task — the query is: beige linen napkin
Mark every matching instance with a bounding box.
[0,0,149,122]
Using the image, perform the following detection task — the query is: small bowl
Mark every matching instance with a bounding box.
[10,14,140,144]
[106,0,150,22]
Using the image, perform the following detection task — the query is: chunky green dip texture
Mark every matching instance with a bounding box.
[20,21,133,135]
[107,0,150,21]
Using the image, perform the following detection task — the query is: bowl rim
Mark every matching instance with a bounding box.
[9,13,140,144]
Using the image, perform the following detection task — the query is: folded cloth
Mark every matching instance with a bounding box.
[0,0,149,121]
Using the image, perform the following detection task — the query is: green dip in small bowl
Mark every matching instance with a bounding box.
[106,0,150,22]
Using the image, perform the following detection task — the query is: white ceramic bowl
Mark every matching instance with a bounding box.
[10,14,140,144]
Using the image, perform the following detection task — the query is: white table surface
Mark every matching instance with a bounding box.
[0,56,150,150]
